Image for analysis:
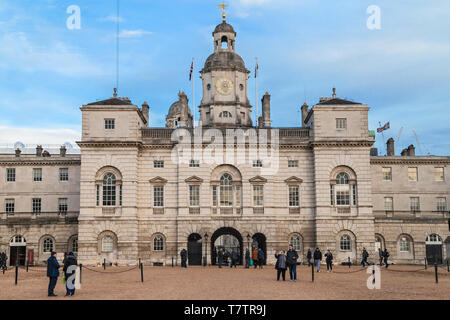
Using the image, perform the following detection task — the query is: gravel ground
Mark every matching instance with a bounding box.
[0,265,449,300]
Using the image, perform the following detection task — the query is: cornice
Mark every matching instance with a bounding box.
[76,141,143,148]
[311,140,374,148]
[0,159,80,166]
[371,156,450,165]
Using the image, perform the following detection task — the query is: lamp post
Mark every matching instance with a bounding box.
[203,233,208,267]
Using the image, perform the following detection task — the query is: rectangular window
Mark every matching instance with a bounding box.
[352,185,357,205]
[288,160,299,168]
[5,199,14,213]
[382,167,392,181]
[96,185,100,206]
[252,160,263,168]
[104,119,115,129]
[336,118,347,129]
[335,185,350,205]
[58,198,68,213]
[212,186,217,207]
[384,197,393,211]
[33,168,42,182]
[289,186,300,207]
[189,185,200,207]
[410,197,420,211]
[119,185,122,206]
[253,185,264,207]
[6,168,16,182]
[437,197,447,212]
[32,198,41,213]
[435,167,444,181]
[154,186,164,207]
[408,167,418,181]
[154,161,164,168]
[189,160,200,168]
[330,185,334,205]
[59,168,69,181]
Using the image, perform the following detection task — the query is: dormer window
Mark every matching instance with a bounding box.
[336,118,347,129]
[105,119,115,130]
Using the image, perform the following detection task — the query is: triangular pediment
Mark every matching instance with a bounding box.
[149,176,168,184]
[249,175,267,184]
[185,176,204,183]
[284,176,303,184]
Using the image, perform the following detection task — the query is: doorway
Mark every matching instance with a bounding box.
[187,233,202,266]
[425,234,443,264]
[10,235,27,266]
[252,233,267,265]
[211,227,243,265]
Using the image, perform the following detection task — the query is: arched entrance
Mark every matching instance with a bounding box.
[445,237,450,263]
[187,233,202,266]
[252,233,267,265]
[10,235,26,266]
[211,227,243,265]
[426,234,443,264]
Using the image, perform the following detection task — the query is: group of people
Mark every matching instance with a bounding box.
[46,251,78,297]
[0,252,7,271]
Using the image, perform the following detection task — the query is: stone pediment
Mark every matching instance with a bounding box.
[249,175,267,184]
[149,176,168,185]
[185,176,204,184]
[284,176,303,184]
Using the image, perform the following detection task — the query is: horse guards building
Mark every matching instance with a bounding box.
[1,17,449,267]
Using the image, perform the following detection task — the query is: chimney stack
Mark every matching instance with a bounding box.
[60,145,67,157]
[386,138,395,156]
[261,92,271,127]
[36,145,43,157]
[142,102,149,126]
[15,149,21,157]
[301,103,309,126]
[401,148,408,156]
[407,144,415,156]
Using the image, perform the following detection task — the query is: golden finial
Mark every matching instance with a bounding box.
[218,1,228,22]
[113,88,118,98]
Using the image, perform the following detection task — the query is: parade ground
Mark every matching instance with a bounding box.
[0,264,449,300]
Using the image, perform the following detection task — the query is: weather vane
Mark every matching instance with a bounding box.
[218,1,228,22]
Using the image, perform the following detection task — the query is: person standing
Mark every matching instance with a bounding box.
[245,248,250,268]
[180,248,187,269]
[46,251,60,297]
[230,249,238,268]
[286,245,299,281]
[0,252,6,270]
[325,249,333,272]
[217,248,224,268]
[257,248,264,269]
[252,248,258,269]
[383,248,390,268]
[378,248,384,266]
[306,248,312,267]
[361,247,370,267]
[313,247,322,272]
[63,251,77,297]
[275,251,287,281]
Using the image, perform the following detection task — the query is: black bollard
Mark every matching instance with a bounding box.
[140,263,144,283]
[311,262,314,282]
[424,257,427,270]
[103,258,106,270]
[434,264,438,284]
[139,258,141,269]
[348,257,351,269]
[15,264,18,285]
[172,257,174,267]
[447,259,449,272]
[372,265,376,284]
[26,261,29,273]
[79,264,82,284]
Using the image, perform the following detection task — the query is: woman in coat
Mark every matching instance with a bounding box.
[274,251,287,281]
[63,251,78,296]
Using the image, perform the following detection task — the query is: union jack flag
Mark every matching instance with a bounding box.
[189,60,194,81]
[377,122,390,133]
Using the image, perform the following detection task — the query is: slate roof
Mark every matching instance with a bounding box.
[86,98,133,106]
[317,98,361,105]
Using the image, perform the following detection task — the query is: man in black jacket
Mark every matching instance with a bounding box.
[313,248,322,272]
[46,251,60,297]
[230,249,238,268]
[306,248,312,267]
[180,249,187,268]
[361,247,370,267]
[286,245,299,281]
[217,248,224,268]
[63,252,77,296]
[245,248,250,268]
[325,250,333,272]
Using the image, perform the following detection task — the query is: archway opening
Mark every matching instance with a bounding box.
[10,235,26,266]
[252,233,267,265]
[187,233,202,266]
[426,234,443,264]
[211,227,243,265]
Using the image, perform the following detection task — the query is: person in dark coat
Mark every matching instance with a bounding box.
[275,251,287,281]
[0,252,6,270]
[180,249,187,269]
[325,250,333,272]
[383,248,390,268]
[217,248,224,268]
[361,247,370,267]
[257,248,264,269]
[63,251,77,296]
[46,251,60,297]
[245,248,251,268]
[306,248,312,267]
[378,248,384,266]
[252,248,258,269]
[286,245,299,281]
[230,249,238,268]
[313,248,322,272]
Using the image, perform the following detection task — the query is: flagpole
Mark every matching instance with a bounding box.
[379,122,386,155]
[193,58,195,128]
[255,57,258,127]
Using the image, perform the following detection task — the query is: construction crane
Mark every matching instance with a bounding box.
[412,130,424,155]
[397,127,403,145]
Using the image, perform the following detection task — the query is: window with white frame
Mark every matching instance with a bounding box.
[410,197,420,211]
[189,160,200,168]
[384,197,393,211]
[220,174,233,207]
[153,161,164,168]
[32,198,41,213]
[252,160,263,168]
[339,235,351,251]
[58,198,68,213]
[33,168,42,182]
[289,186,300,207]
[408,167,418,181]
[6,168,15,182]
[5,199,14,213]
[212,185,217,207]
[399,236,410,252]
[189,185,200,206]
[434,167,444,181]
[154,186,164,207]
[288,160,298,168]
[153,236,164,251]
[289,235,301,251]
[335,172,350,206]
[102,173,117,206]
[104,119,115,129]
[336,118,347,129]
[59,168,69,181]
[43,238,54,253]
[72,237,78,253]
[437,197,447,212]
[382,167,392,181]
[102,236,114,253]
[253,185,264,207]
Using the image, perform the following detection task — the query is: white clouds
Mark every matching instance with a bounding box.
[99,15,125,23]
[118,29,153,38]
[0,126,80,146]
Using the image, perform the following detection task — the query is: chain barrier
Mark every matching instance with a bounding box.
[82,265,139,274]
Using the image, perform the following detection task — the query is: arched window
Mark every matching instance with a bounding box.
[339,235,351,251]
[43,238,54,253]
[10,235,26,245]
[399,236,411,252]
[426,234,442,244]
[102,236,114,253]
[289,235,301,251]
[221,35,228,49]
[219,111,232,118]
[102,173,116,206]
[153,236,164,251]
[375,235,384,251]
[331,170,357,207]
[220,173,233,206]
[72,237,78,253]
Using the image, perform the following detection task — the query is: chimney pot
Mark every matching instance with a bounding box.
[36,145,43,157]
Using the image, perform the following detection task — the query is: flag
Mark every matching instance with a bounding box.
[255,61,258,78]
[189,60,194,81]
[377,121,390,133]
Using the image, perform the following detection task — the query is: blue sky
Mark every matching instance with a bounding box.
[0,0,449,155]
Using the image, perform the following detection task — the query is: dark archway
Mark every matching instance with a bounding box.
[252,233,267,265]
[211,227,243,265]
[187,233,202,266]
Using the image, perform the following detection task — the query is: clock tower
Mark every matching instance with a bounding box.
[199,16,253,127]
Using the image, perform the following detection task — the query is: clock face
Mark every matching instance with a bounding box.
[216,78,233,95]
